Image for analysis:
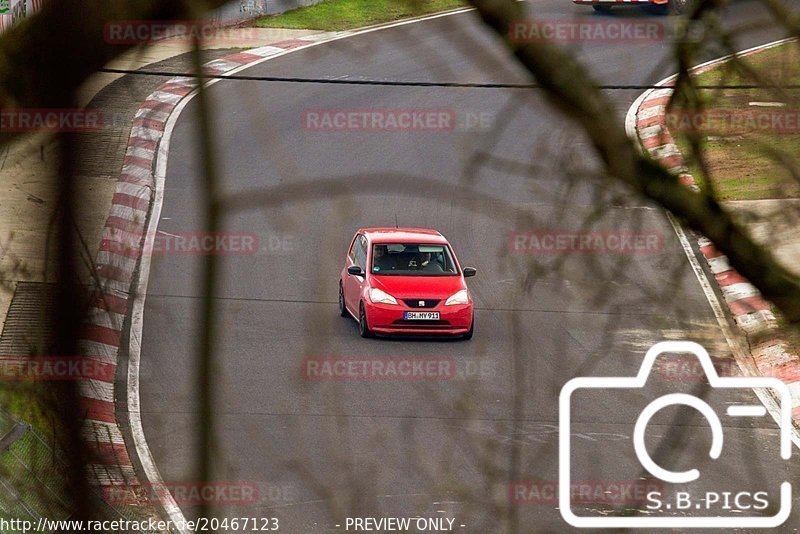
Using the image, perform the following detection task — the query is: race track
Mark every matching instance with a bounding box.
[138,1,800,531]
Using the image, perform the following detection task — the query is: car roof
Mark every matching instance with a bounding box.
[359,227,449,244]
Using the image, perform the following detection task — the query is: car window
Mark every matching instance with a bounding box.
[371,243,457,276]
[347,235,358,262]
[354,235,367,269]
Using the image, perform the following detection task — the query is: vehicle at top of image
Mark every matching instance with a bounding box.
[573,0,688,14]
[339,228,477,339]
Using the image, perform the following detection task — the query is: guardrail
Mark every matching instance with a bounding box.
[0,0,326,34]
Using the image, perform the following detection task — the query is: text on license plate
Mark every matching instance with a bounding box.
[404,311,440,320]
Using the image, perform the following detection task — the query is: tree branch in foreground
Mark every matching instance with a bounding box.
[467,0,800,322]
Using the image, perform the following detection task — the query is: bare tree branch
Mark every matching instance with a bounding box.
[466,0,800,322]
[0,0,230,147]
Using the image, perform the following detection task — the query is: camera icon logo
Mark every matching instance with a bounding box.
[559,341,793,528]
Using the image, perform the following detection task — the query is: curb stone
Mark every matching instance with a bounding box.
[76,30,347,518]
[631,38,800,423]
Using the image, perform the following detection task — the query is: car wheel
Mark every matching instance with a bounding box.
[338,282,348,317]
[359,302,373,338]
[592,5,612,12]
[463,316,474,341]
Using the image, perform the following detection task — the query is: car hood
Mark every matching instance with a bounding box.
[369,274,465,299]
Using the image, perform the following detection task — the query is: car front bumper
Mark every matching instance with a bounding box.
[573,0,668,4]
[365,301,473,336]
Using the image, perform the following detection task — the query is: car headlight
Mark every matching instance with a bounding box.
[445,289,469,306]
[369,288,398,305]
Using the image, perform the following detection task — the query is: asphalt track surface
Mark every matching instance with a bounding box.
[138,1,800,532]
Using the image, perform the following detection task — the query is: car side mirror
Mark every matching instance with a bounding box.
[348,265,364,276]
[463,267,477,278]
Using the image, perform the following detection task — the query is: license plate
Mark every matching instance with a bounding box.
[404,311,440,320]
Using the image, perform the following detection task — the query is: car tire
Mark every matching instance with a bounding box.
[359,302,374,338]
[592,5,612,12]
[338,282,348,317]
[463,316,474,340]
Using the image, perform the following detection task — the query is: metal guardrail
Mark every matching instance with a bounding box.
[0,408,161,533]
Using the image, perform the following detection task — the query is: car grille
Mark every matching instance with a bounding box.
[392,320,450,327]
[402,299,441,308]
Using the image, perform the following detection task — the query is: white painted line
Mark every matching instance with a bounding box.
[169,76,196,85]
[135,108,171,123]
[79,379,115,403]
[721,282,760,302]
[96,251,139,274]
[85,464,137,485]
[666,164,690,176]
[95,276,133,294]
[649,144,681,159]
[247,45,290,57]
[647,88,674,100]
[637,105,665,121]
[101,226,144,247]
[109,203,147,223]
[85,304,126,331]
[149,91,183,104]
[706,255,731,274]
[638,124,665,139]
[735,310,777,335]
[82,419,125,444]
[129,125,164,141]
[125,145,157,160]
[204,59,241,72]
[79,339,120,365]
[696,236,713,248]
[115,181,153,198]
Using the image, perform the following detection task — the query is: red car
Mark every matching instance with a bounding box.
[339,228,476,339]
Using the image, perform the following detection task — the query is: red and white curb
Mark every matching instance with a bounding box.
[626,37,800,424]
[79,31,354,505]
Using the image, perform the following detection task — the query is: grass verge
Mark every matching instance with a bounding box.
[253,0,466,32]
[670,41,800,200]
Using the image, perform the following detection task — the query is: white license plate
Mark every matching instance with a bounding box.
[404,311,440,320]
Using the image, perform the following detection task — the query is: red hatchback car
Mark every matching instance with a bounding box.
[339,228,476,339]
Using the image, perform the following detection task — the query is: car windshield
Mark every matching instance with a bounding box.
[371,243,457,276]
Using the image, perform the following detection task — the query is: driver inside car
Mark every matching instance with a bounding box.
[420,252,443,272]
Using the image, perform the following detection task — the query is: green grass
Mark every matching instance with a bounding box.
[670,41,800,200]
[0,384,57,441]
[253,0,466,31]
[0,385,72,522]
